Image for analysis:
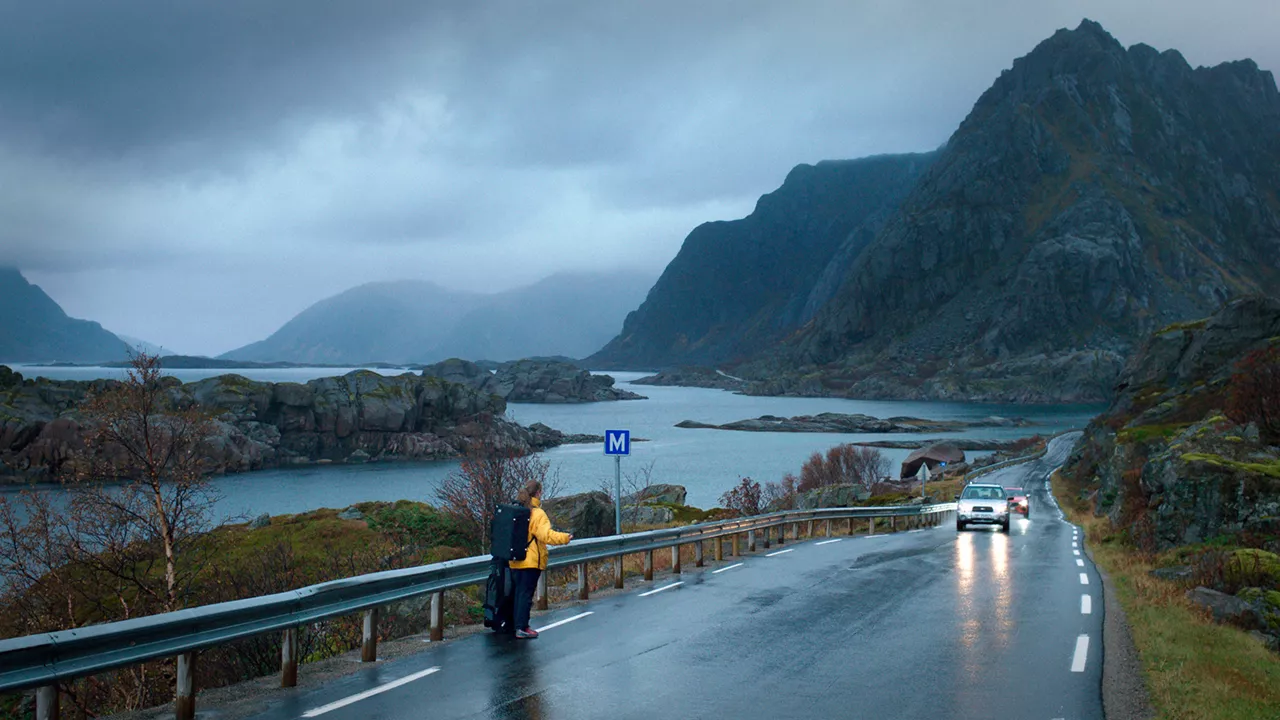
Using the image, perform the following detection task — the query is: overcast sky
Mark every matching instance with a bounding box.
[2,1,1277,356]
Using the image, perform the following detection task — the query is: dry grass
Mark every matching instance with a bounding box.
[1051,471,1280,720]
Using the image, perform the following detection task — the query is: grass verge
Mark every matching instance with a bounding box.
[1050,471,1280,720]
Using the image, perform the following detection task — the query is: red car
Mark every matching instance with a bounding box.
[1005,487,1030,517]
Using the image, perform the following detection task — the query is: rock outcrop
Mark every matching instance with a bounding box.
[494,360,645,403]
[631,367,745,391]
[1062,296,1280,548]
[0,367,578,483]
[542,491,615,539]
[675,413,1031,434]
[421,358,644,403]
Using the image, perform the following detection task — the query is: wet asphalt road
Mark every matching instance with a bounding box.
[244,434,1101,720]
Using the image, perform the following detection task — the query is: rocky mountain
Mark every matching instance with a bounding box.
[591,20,1280,403]
[0,268,130,363]
[222,271,654,366]
[760,20,1280,402]
[588,153,937,368]
[0,365,581,483]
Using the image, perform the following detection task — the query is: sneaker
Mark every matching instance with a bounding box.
[515,628,539,639]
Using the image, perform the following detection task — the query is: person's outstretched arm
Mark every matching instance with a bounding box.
[531,510,572,546]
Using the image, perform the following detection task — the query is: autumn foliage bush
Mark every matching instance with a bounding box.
[797,444,890,492]
[1225,345,1280,443]
[720,477,763,517]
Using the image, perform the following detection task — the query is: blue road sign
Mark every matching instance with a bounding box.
[604,429,631,456]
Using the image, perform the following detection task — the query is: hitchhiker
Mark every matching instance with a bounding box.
[510,480,572,639]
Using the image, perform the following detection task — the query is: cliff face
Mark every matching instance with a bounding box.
[0,367,566,482]
[769,20,1280,402]
[1061,296,1280,549]
[0,269,130,364]
[588,153,936,368]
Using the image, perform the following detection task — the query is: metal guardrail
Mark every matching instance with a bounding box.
[963,429,1081,481]
[0,502,955,717]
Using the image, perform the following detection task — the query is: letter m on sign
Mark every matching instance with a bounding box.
[604,430,630,456]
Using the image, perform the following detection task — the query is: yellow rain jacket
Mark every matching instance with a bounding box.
[509,498,570,571]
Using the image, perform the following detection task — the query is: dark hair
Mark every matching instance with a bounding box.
[517,480,543,507]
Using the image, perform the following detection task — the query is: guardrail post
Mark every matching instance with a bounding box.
[825,520,832,537]
[36,685,57,720]
[868,516,875,535]
[578,562,589,600]
[695,540,705,567]
[776,525,784,545]
[281,628,299,687]
[672,545,682,574]
[643,551,654,582]
[748,530,756,552]
[806,520,814,537]
[890,516,896,531]
[614,556,625,588]
[762,526,771,549]
[362,608,378,662]
[536,572,548,610]
[715,537,724,562]
[848,518,854,535]
[175,652,196,720]
[430,591,444,642]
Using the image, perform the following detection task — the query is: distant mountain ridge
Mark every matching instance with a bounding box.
[222,271,655,365]
[0,268,130,363]
[592,19,1280,403]
[589,153,936,368]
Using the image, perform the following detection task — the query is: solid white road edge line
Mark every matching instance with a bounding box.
[639,583,683,597]
[1071,635,1090,672]
[301,667,440,717]
[1082,595,1092,615]
[1076,559,1085,566]
[814,539,843,546]
[713,563,745,574]
[1079,573,1090,585]
[535,611,594,632]
[765,549,794,557]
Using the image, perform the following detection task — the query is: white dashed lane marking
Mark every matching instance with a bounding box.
[712,563,745,574]
[1071,635,1090,672]
[1076,559,1085,567]
[639,583,682,597]
[765,549,794,557]
[815,539,843,546]
[535,611,593,632]
[1079,573,1090,585]
[301,667,440,717]
[1082,595,1092,615]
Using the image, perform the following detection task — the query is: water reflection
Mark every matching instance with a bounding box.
[490,645,545,720]
[954,527,1016,693]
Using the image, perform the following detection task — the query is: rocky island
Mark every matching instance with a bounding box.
[0,366,592,483]
[632,366,746,391]
[420,358,646,403]
[674,412,1032,434]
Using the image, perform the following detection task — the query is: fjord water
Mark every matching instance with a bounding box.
[4,367,1100,519]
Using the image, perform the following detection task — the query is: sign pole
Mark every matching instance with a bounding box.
[614,454,622,535]
[604,429,630,536]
